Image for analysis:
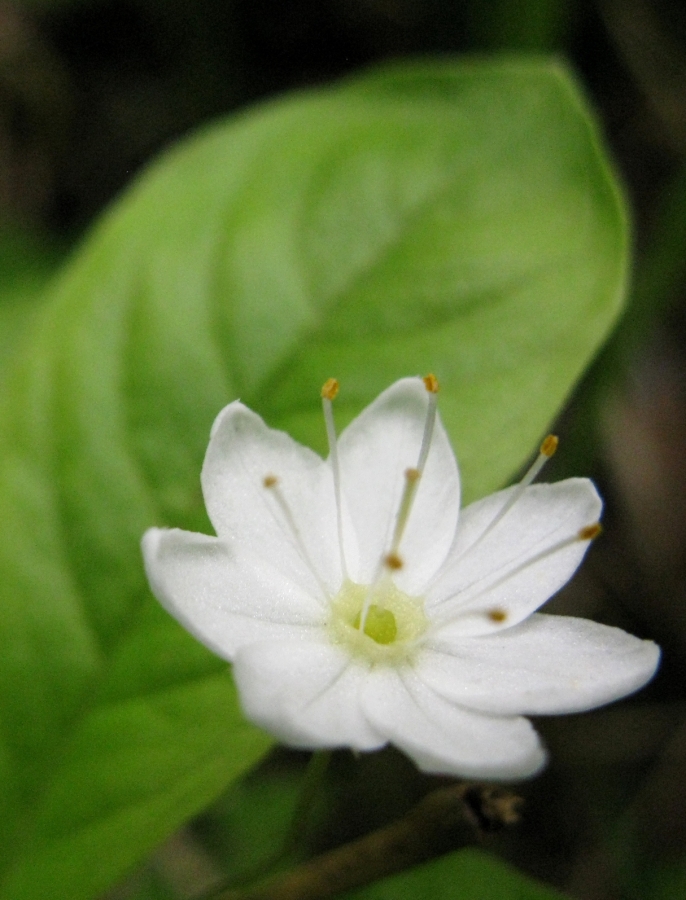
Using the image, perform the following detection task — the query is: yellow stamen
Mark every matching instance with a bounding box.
[385,552,404,570]
[540,434,558,458]
[360,382,439,632]
[579,523,602,541]
[321,378,339,401]
[454,434,562,560]
[423,373,440,394]
[487,608,508,623]
[435,523,604,614]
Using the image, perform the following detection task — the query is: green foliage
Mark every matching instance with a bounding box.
[0,230,63,380]
[633,859,686,900]
[197,753,307,883]
[616,159,686,359]
[0,58,627,900]
[117,866,177,900]
[343,848,571,899]
[466,0,576,51]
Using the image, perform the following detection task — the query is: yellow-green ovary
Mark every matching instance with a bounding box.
[329,579,427,663]
[353,605,398,644]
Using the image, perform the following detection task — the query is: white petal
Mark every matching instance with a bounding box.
[337,378,460,592]
[142,528,325,660]
[426,479,602,635]
[202,402,347,596]
[360,665,546,779]
[419,613,661,715]
[233,639,385,750]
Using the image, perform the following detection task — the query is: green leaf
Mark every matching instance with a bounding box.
[342,848,571,899]
[113,865,177,900]
[615,158,686,361]
[0,230,64,380]
[0,58,627,900]
[467,0,576,52]
[197,752,306,882]
[630,858,686,900]
[259,60,628,503]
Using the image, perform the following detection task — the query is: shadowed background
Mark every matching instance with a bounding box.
[1,2,685,899]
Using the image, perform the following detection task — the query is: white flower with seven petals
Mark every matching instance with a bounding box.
[142,377,660,779]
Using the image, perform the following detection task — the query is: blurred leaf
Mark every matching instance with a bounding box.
[260,60,628,503]
[0,58,627,900]
[611,719,686,900]
[342,847,570,899]
[113,865,177,900]
[197,753,306,883]
[467,0,577,51]
[617,159,686,358]
[0,230,63,379]
[633,858,686,900]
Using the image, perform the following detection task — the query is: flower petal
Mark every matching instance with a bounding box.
[142,528,326,660]
[233,640,385,750]
[419,613,661,715]
[360,665,546,779]
[426,478,602,635]
[202,401,348,596]
[337,378,460,592]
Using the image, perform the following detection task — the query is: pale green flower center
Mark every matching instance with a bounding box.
[329,579,428,664]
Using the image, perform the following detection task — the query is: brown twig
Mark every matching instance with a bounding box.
[205,782,522,900]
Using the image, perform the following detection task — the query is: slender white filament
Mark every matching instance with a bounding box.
[432,525,598,617]
[264,478,330,602]
[360,384,438,633]
[322,394,348,581]
[454,436,558,562]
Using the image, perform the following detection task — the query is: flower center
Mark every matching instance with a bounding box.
[329,579,427,664]
[353,605,397,644]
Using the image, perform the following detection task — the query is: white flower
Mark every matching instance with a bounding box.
[142,377,660,780]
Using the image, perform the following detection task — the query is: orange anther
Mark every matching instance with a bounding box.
[487,608,508,623]
[540,434,559,458]
[263,474,278,488]
[578,523,602,541]
[405,467,420,483]
[384,552,404,570]
[321,378,339,401]
[423,373,440,394]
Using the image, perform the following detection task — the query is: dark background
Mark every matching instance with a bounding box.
[2,2,686,899]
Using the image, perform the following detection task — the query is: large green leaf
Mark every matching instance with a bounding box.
[0,230,64,380]
[343,848,570,899]
[0,58,627,900]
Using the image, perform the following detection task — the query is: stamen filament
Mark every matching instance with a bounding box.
[433,522,601,615]
[416,379,439,474]
[360,375,440,633]
[389,379,439,555]
[455,434,559,561]
[321,378,348,580]
[263,475,330,600]
[389,468,420,555]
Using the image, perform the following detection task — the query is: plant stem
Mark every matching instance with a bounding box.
[281,750,332,857]
[205,783,521,900]
[198,751,332,899]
